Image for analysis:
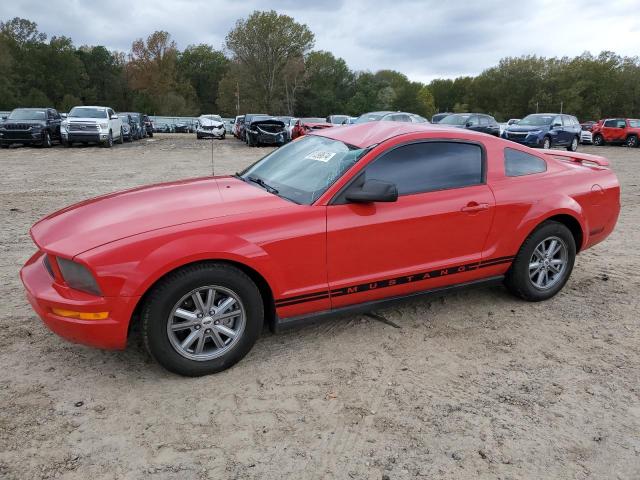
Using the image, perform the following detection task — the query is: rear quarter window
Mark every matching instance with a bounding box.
[504,148,547,177]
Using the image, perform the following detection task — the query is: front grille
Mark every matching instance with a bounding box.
[4,123,33,130]
[68,123,99,132]
[507,133,527,139]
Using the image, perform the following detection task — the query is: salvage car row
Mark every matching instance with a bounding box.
[0,106,154,148]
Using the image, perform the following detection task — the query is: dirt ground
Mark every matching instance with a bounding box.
[0,134,638,479]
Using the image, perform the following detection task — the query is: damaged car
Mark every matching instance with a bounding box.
[196,114,226,139]
[244,115,287,147]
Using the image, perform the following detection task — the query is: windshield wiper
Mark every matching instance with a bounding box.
[247,176,279,194]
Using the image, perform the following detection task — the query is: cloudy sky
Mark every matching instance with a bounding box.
[2,0,639,82]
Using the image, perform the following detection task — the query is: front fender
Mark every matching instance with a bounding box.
[77,228,284,299]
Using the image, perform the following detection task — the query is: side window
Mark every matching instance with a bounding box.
[107,108,114,118]
[617,119,626,128]
[479,116,489,126]
[47,110,55,120]
[604,119,617,127]
[504,148,547,177]
[467,116,479,126]
[363,142,483,196]
[552,116,563,127]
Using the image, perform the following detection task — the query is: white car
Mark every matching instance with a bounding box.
[580,129,593,145]
[196,114,226,139]
[61,106,123,147]
[499,118,521,136]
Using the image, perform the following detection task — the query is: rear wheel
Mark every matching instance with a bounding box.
[142,263,263,376]
[626,135,638,148]
[542,136,551,149]
[117,127,124,144]
[593,134,604,146]
[567,136,579,151]
[505,221,576,302]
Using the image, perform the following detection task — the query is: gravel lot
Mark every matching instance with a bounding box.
[0,134,639,479]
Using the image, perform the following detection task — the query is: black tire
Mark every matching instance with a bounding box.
[41,130,52,148]
[117,127,124,144]
[222,133,226,140]
[142,262,264,376]
[626,135,638,148]
[593,134,604,146]
[567,136,579,152]
[505,221,576,302]
[196,133,202,140]
[148,131,153,138]
[103,131,113,148]
[542,136,551,149]
[62,139,71,148]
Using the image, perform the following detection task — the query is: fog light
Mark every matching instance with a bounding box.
[51,308,109,320]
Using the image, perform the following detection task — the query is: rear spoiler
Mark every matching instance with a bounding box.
[544,150,609,167]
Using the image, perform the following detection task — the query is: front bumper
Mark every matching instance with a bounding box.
[62,132,108,143]
[0,130,45,144]
[502,132,543,147]
[248,130,286,145]
[20,251,139,350]
[197,128,225,138]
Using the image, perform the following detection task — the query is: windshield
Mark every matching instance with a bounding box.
[240,135,367,204]
[355,113,388,124]
[439,114,470,126]
[9,109,46,120]
[329,115,348,124]
[69,107,107,119]
[201,115,221,122]
[518,114,554,126]
[299,118,326,124]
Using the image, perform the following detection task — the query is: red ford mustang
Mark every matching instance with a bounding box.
[20,122,620,376]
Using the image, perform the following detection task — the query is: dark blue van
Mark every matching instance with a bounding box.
[502,113,581,151]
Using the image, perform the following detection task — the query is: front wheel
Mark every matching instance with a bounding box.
[626,135,638,148]
[117,128,124,144]
[505,221,576,302]
[103,131,113,148]
[567,136,579,152]
[142,263,264,376]
[593,134,604,146]
[42,130,52,148]
[542,136,551,149]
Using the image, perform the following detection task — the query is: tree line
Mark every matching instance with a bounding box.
[1,12,639,121]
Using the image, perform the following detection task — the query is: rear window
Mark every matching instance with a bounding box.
[504,148,547,177]
[629,120,640,128]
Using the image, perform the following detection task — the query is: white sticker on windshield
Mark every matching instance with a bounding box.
[305,151,336,162]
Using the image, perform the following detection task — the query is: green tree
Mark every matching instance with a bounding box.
[225,10,314,112]
[178,44,229,114]
[296,51,354,116]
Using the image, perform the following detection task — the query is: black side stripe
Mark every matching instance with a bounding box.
[274,255,515,307]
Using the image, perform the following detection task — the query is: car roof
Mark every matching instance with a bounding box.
[311,121,491,148]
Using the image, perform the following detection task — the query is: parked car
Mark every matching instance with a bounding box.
[327,115,350,125]
[241,114,269,141]
[223,118,235,135]
[499,118,521,135]
[591,118,640,148]
[431,112,452,123]
[118,112,145,140]
[61,106,123,148]
[284,117,298,140]
[233,116,245,139]
[20,122,620,376]
[439,113,500,136]
[153,122,171,134]
[0,107,62,148]
[502,113,582,151]
[117,113,136,142]
[291,118,333,140]
[196,114,226,139]
[142,115,154,137]
[173,121,190,133]
[580,121,598,132]
[245,116,287,146]
[580,123,593,145]
[355,111,429,124]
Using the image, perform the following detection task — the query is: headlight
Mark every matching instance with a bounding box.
[56,257,102,296]
[528,130,542,135]
[99,123,108,130]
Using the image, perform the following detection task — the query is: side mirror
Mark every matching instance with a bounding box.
[552,122,562,128]
[465,122,473,128]
[111,114,118,119]
[345,179,398,203]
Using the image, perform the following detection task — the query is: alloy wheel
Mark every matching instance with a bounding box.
[167,285,246,361]
[528,236,568,290]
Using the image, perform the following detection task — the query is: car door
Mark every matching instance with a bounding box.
[326,140,496,309]
[601,119,620,142]
[465,115,481,132]
[550,115,565,145]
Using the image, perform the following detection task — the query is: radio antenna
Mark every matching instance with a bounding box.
[211,136,216,177]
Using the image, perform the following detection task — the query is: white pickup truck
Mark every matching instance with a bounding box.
[61,106,123,147]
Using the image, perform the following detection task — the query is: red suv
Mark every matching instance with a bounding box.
[592,118,640,148]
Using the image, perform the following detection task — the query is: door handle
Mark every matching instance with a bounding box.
[461,202,490,213]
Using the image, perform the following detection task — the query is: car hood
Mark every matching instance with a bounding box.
[199,118,223,127]
[506,125,548,133]
[249,118,285,129]
[2,120,46,127]
[66,117,106,123]
[30,176,289,257]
